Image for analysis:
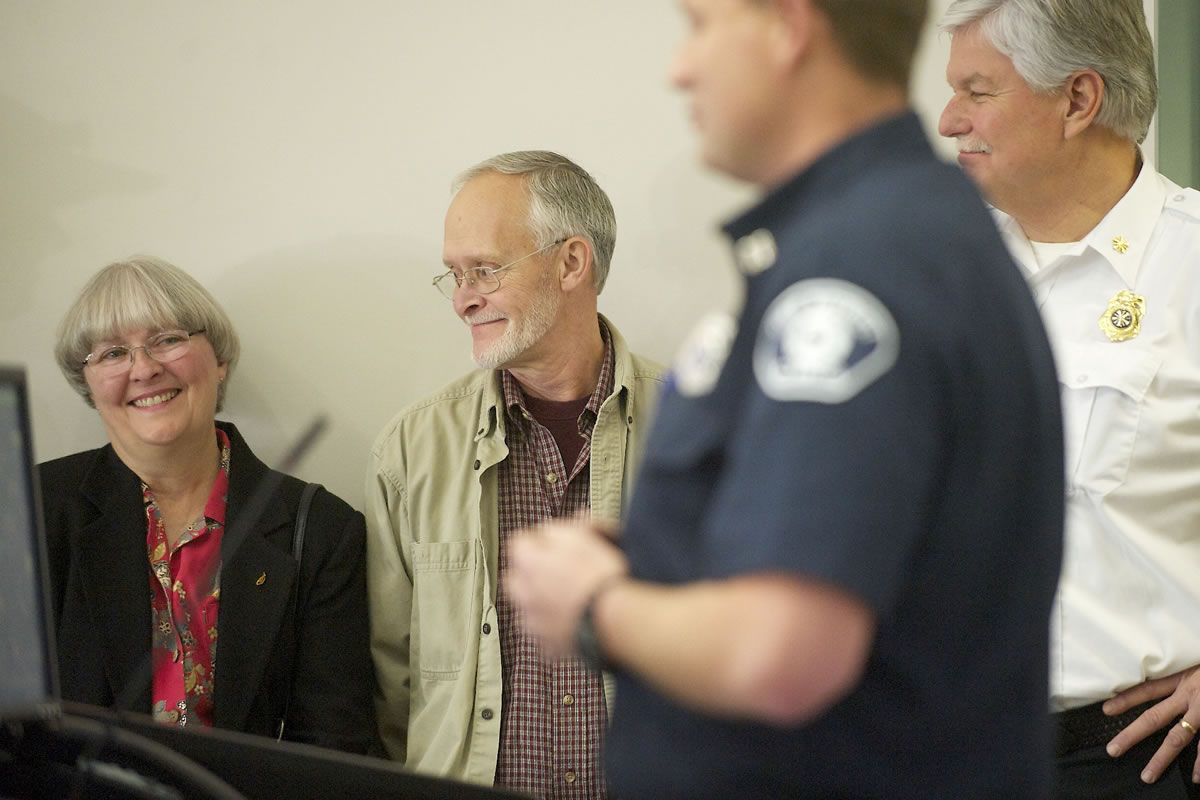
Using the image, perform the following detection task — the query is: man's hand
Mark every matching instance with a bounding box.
[505,518,628,659]
[1105,664,1200,784]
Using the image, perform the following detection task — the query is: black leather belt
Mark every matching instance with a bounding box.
[1054,699,1157,757]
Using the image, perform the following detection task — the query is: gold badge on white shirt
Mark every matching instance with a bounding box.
[1099,290,1145,342]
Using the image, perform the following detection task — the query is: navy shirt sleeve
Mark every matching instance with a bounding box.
[701,270,948,619]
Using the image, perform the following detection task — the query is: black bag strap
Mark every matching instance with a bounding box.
[293,481,321,564]
[277,481,322,741]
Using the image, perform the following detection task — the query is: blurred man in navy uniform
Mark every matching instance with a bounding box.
[941,2,1200,797]
[506,0,1064,797]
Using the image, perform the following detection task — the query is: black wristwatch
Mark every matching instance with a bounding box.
[575,577,622,672]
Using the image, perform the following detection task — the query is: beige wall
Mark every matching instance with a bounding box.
[1,0,997,509]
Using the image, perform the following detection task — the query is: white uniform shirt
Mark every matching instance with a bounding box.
[996,165,1200,710]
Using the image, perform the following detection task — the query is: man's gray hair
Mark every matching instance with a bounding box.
[453,151,617,294]
[941,0,1157,143]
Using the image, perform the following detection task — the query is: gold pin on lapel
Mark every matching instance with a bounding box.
[1112,236,1130,254]
[1099,290,1145,342]
[256,572,267,586]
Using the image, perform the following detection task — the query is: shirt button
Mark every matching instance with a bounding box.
[1075,374,1088,384]
[546,472,558,484]
[481,708,494,721]
[564,771,577,784]
[473,459,481,470]
[562,693,575,706]
[482,623,491,634]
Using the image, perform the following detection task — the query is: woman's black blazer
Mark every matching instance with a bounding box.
[38,420,376,754]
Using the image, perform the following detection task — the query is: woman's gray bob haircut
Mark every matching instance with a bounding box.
[941,0,1157,144]
[55,255,241,410]
[452,151,618,294]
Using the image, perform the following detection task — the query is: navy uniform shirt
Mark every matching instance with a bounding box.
[607,112,1064,799]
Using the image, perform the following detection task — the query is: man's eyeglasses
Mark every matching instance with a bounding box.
[433,239,566,300]
[83,329,207,374]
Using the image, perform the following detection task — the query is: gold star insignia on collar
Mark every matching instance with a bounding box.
[1112,235,1130,254]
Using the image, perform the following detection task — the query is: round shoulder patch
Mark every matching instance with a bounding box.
[672,311,738,397]
[753,278,899,403]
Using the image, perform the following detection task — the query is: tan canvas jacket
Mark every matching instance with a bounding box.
[365,317,664,785]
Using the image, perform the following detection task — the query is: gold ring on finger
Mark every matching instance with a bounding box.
[1181,719,1197,734]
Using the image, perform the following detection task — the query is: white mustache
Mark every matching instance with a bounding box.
[465,310,508,326]
[956,137,993,155]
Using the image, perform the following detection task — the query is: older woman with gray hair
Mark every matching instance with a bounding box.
[40,256,375,753]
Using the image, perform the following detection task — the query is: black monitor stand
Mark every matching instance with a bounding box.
[1,702,526,800]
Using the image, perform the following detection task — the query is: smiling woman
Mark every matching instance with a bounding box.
[38,256,377,753]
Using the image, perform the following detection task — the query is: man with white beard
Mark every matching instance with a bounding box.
[365,150,662,799]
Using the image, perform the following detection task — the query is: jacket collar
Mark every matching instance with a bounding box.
[209,421,297,731]
[218,420,291,560]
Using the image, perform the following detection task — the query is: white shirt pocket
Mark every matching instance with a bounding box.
[1055,341,1162,496]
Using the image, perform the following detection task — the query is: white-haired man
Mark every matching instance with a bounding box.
[365,151,663,798]
[941,1,1200,797]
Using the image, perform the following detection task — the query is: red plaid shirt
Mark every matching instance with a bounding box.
[494,324,615,800]
[147,427,231,728]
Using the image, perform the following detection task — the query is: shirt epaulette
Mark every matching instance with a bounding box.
[1164,186,1200,220]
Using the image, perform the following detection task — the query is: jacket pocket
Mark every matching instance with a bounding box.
[411,538,477,678]
[1055,341,1161,496]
